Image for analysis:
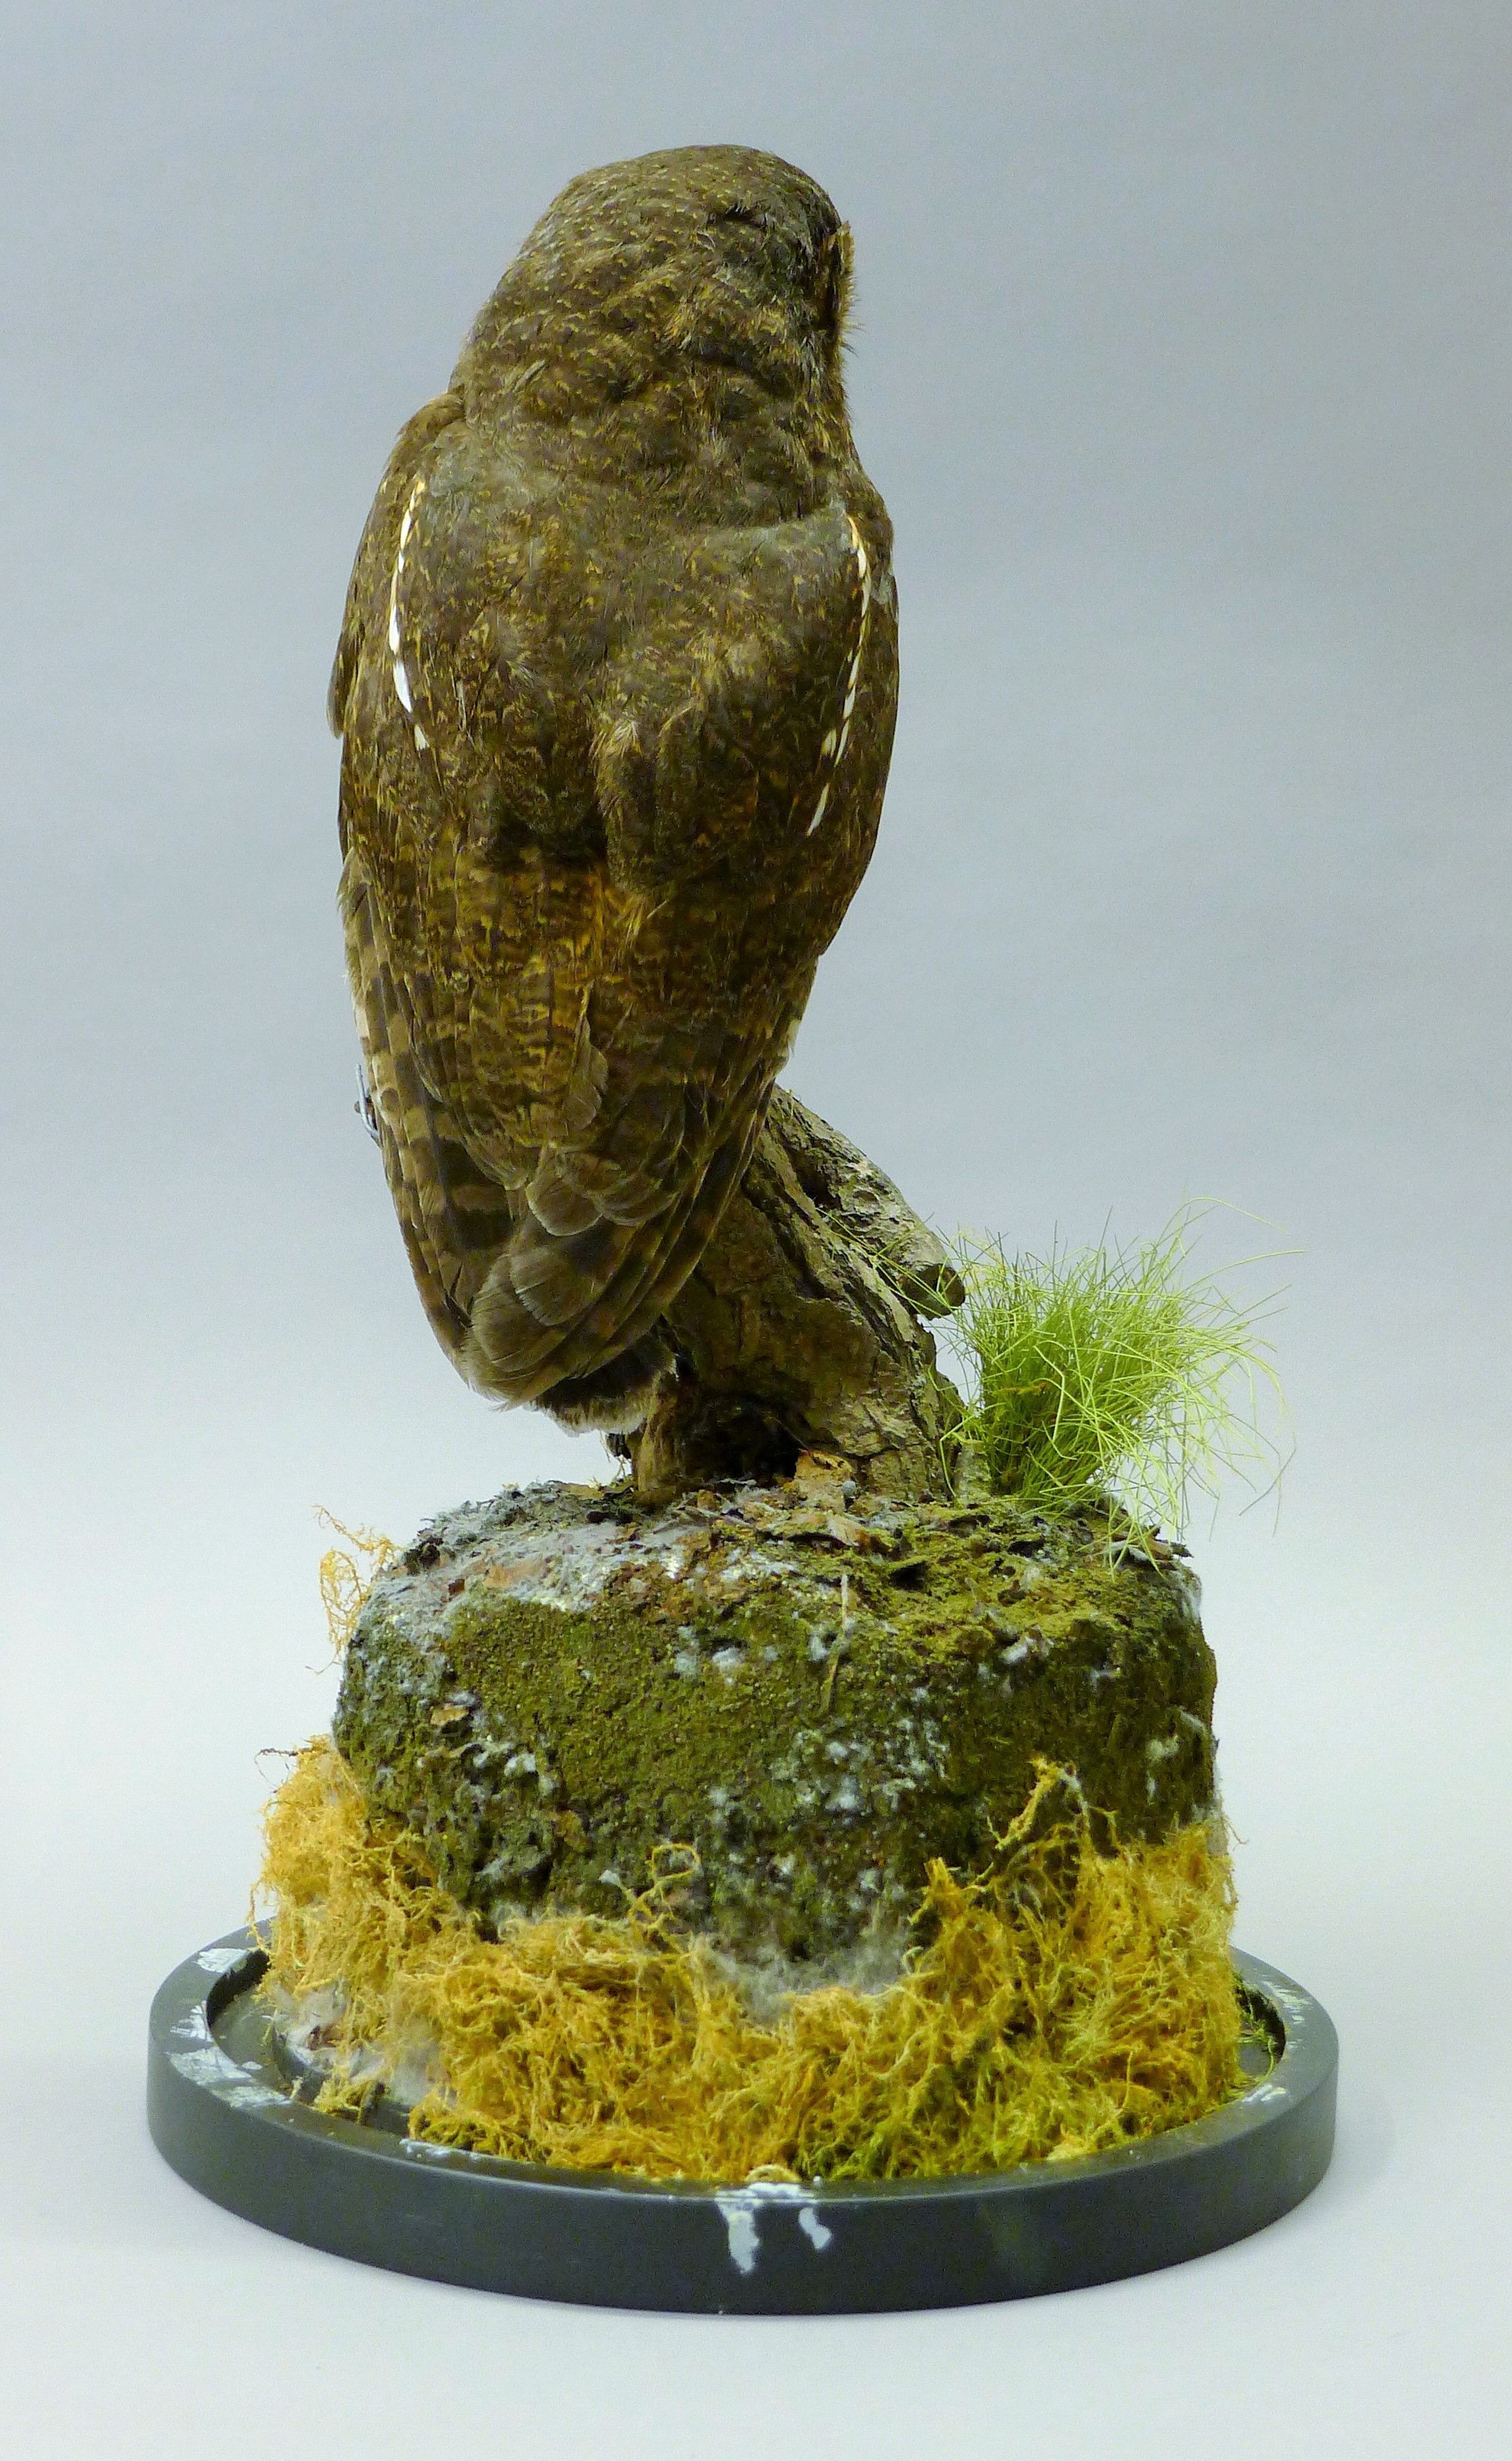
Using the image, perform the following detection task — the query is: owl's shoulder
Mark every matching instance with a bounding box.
[329,392,466,737]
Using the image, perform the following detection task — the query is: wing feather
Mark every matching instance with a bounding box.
[334,401,897,1417]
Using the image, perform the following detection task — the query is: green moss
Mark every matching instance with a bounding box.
[334,1485,1216,1973]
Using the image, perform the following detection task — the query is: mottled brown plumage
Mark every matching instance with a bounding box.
[331,146,898,1428]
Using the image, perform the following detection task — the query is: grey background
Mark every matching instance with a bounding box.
[3,3,1508,2452]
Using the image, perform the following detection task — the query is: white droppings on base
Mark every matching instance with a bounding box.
[169,2008,287,2109]
[196,1942,251,1977]
[171,2046,286,2109]
[717,2194,762,2274]
[715,2180,836,2273]
[1260,1978,1310,2025]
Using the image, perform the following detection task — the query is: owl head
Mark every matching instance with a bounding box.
[457,146,853,419]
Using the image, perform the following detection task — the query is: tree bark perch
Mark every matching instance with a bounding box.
[623,1088,965,1504]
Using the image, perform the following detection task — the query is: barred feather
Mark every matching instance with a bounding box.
[331,148,898,1427]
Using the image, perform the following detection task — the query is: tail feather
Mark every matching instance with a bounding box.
[345,851,771,1422]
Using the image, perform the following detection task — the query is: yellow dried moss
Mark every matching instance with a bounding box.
[314,1511,396,1661]
[257,1739,1244,2185]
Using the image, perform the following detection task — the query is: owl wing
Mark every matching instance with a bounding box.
[332,409,896,1416]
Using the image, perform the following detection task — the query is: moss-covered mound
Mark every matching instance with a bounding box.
[333,1470,1217,1986]
[259,1739,1244,2184]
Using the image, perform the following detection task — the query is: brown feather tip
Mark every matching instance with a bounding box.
[534,1333,673,1434]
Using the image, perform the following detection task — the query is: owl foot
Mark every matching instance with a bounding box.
[627,1370,803,1506]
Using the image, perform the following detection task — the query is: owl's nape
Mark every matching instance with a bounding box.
[333,145,950,1491]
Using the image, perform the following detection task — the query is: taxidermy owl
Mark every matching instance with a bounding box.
[329,145,898,1431]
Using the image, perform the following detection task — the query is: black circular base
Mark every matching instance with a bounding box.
[148,1931,1336,2313]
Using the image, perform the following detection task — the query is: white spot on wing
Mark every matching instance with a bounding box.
[387,474,428,728]
[805,518,878,839]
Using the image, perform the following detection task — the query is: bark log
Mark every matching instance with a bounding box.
[623,1088,965,1504]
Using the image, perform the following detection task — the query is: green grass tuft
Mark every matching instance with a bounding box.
[947,1207,1287,1537]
